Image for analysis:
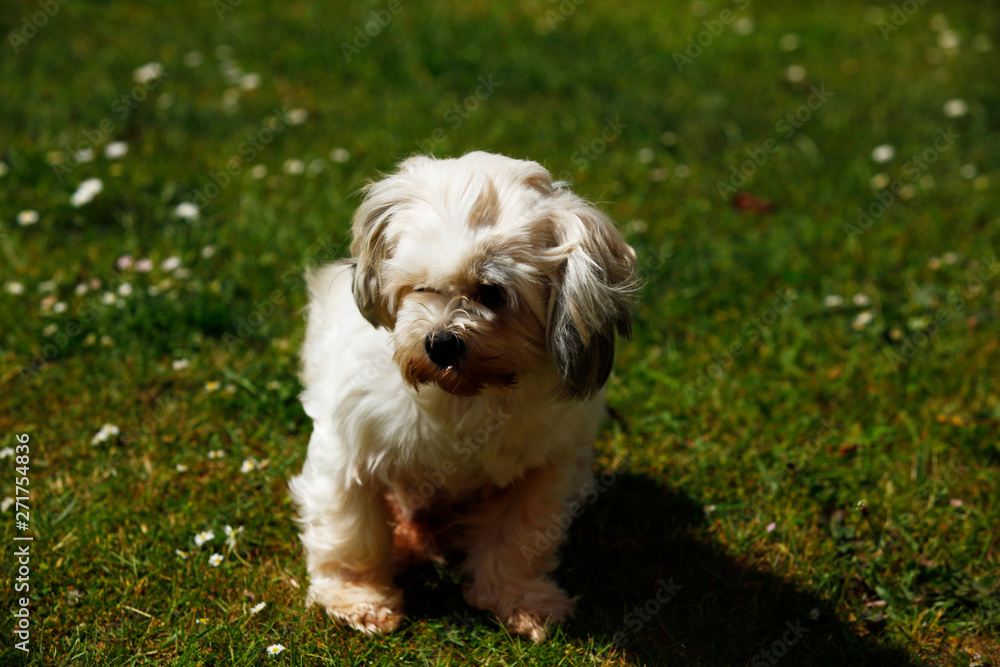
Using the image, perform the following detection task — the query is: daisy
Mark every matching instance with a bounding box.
[251,602,267,614]
[732,16,754,35]
[172,359,191,371]
[871,145,895,164]
[70,178,103,207]
[74,148,95,164]
[204,381,221,392]
[241,459,257,474]
[135,258,154,272]
[6,282,25,295]
[17,210,39,226]
[823,295,843,307]
[202,245,216,258]
[266,644,286,655]
[207,450,226,459]
[239,73,262,91]
[105,141,129,159]
[330,148,350,163]
[852,293,871,306]
[943,99,968,118]
[176,463,188,472]
[852,310,874,330]
[282,159,305,175]
[91,423,120,445]
[116,255,134,271]
[785,65,806,83]
[161,256,182,271]
[251,165,267,179]
[194,530,215,547]
[174,202,199,221]
[176,549,189,559]
[117,283,133,297]
[224,525,244,547]
[134,62,163,85]
[809,608,820,620]
[52,301,67,314]
[208,553,224,567]
[286,108,308,124]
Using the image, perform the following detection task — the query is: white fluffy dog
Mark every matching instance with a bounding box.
[289,151,637,641]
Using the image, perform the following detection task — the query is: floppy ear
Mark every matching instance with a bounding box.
[349,177,402,329]
[547,194,638,399]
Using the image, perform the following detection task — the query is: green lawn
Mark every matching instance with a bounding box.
[2,0,999,664]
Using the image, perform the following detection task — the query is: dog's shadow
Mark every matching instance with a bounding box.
[398,473,921,666]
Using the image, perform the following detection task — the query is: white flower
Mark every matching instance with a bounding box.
[172,358,191,371]
[871,173,890,189]
[202,245,216,258]
[207,449,226,459]
[266,644,286,655]
[251,164,267,179]
[241,459,257,474]
[765,522,777,533]
[91,423,120,444]
[208,553,224,567]
[176,549,189,560]
[778,33,800,52]
[732,16,754,35]
[135,258,154,272]
[70,178,103,207]
[785,65,806,83]
[937,30,960,50]
[17,210,39,226]
[74,148,95,164]
[286,108,308,125]
[101,292,116,305]
[204,381,221,392]
[636,148,654,164]
[116,255,134,271]
[0,447,14,459]
[871,145,895,163]
[52,301,67,314]
[283,159,305,175]
[824,295,843,307]
[105,141,129,159]
[162,256,182,271]
[134,62,163,85]
[174,202,200,221]
[852,293,871,306]
[943,99,968,118]
[224,525,244,548]
[194,530,215,547]
[809,608,820,620]
[38,280,57,293]
[239,73,262,91]
[6,281,25,295]
[853,310,874,330]
[118,283,133,297]
[176,463,188,472]
[250,601,267,614]
[330,147,350,163]
[943,251,959,265]
[1,498,13,512]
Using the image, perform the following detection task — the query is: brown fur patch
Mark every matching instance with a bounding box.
[468,178,501,229]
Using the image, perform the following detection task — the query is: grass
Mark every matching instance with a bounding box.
[1,0,999,664]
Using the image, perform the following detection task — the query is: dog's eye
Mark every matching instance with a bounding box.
[413,287,437,294]
[477,284,507,310]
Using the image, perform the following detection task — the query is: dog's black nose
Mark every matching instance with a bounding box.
[425,331,464,368]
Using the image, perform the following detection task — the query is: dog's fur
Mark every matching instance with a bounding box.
[289,151,637,641]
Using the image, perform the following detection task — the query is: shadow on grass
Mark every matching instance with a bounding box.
[396,474,921,666]
[558,474,921,667]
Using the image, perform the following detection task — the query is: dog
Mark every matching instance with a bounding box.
[289,151,637,641]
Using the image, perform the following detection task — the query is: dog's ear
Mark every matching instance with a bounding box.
[546,194,637,399]
[350,178,401,329]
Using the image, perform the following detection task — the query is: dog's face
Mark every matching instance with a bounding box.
[350,151,637,398]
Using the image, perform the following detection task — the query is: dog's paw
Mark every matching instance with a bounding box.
[465,577,576,642]
[306,578,404,635]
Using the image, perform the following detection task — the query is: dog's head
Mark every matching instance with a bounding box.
[350,151,637,399]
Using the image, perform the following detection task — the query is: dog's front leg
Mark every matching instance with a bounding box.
[289,445,403,634]
[459,461,580,642]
